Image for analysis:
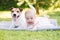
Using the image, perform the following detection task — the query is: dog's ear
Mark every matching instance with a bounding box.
[19,8,23,12]
[9,7,14,10]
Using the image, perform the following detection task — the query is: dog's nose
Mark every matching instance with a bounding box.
[13,14,16,16]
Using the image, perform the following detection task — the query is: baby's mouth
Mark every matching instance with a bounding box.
[28,22,34,25]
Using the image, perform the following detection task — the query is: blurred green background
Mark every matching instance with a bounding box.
[0,0,60,40]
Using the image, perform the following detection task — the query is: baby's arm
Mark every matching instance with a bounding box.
[32,22,40,30]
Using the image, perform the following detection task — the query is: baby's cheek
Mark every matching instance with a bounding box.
[26,20,29,23]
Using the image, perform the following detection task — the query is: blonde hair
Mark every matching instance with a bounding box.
[25,9,36,17]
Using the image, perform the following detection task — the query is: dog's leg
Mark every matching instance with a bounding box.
[9,21,14,29]
[9,21,16,29]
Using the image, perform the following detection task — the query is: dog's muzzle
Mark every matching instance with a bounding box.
[13,14,19,21]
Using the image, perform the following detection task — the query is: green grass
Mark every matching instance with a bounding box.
[0,11,60,40]
[0,30,60,40]
[0,18,12,21]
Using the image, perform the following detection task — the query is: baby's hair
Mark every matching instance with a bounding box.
[25,9,36,16]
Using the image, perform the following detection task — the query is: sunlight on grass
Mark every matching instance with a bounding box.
[0,18,12,21]
[0,11,11,18]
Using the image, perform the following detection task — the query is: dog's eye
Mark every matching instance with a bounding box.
[11,11,14,12]
[17,11,19,13]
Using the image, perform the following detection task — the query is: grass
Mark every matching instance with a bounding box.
[0,18,12,21]
[0,30,60,40]
[0,11,60,40]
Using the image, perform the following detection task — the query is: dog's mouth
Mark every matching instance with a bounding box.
[13,15,19,21]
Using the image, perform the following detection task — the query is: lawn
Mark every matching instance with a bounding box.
[0,11,60,40]
[0,30,60,40]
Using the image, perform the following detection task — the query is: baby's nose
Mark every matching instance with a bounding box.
[29,19,32,21]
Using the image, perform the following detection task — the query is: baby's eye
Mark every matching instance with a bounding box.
[26,18,29,20]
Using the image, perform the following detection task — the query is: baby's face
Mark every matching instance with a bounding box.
[25,13,36,26]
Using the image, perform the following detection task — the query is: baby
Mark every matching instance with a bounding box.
[25,9,39,30]
[25,9,56,30]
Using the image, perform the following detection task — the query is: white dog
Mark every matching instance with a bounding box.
[9,7,27,29]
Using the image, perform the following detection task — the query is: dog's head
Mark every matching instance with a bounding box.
[10,7,23,21]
